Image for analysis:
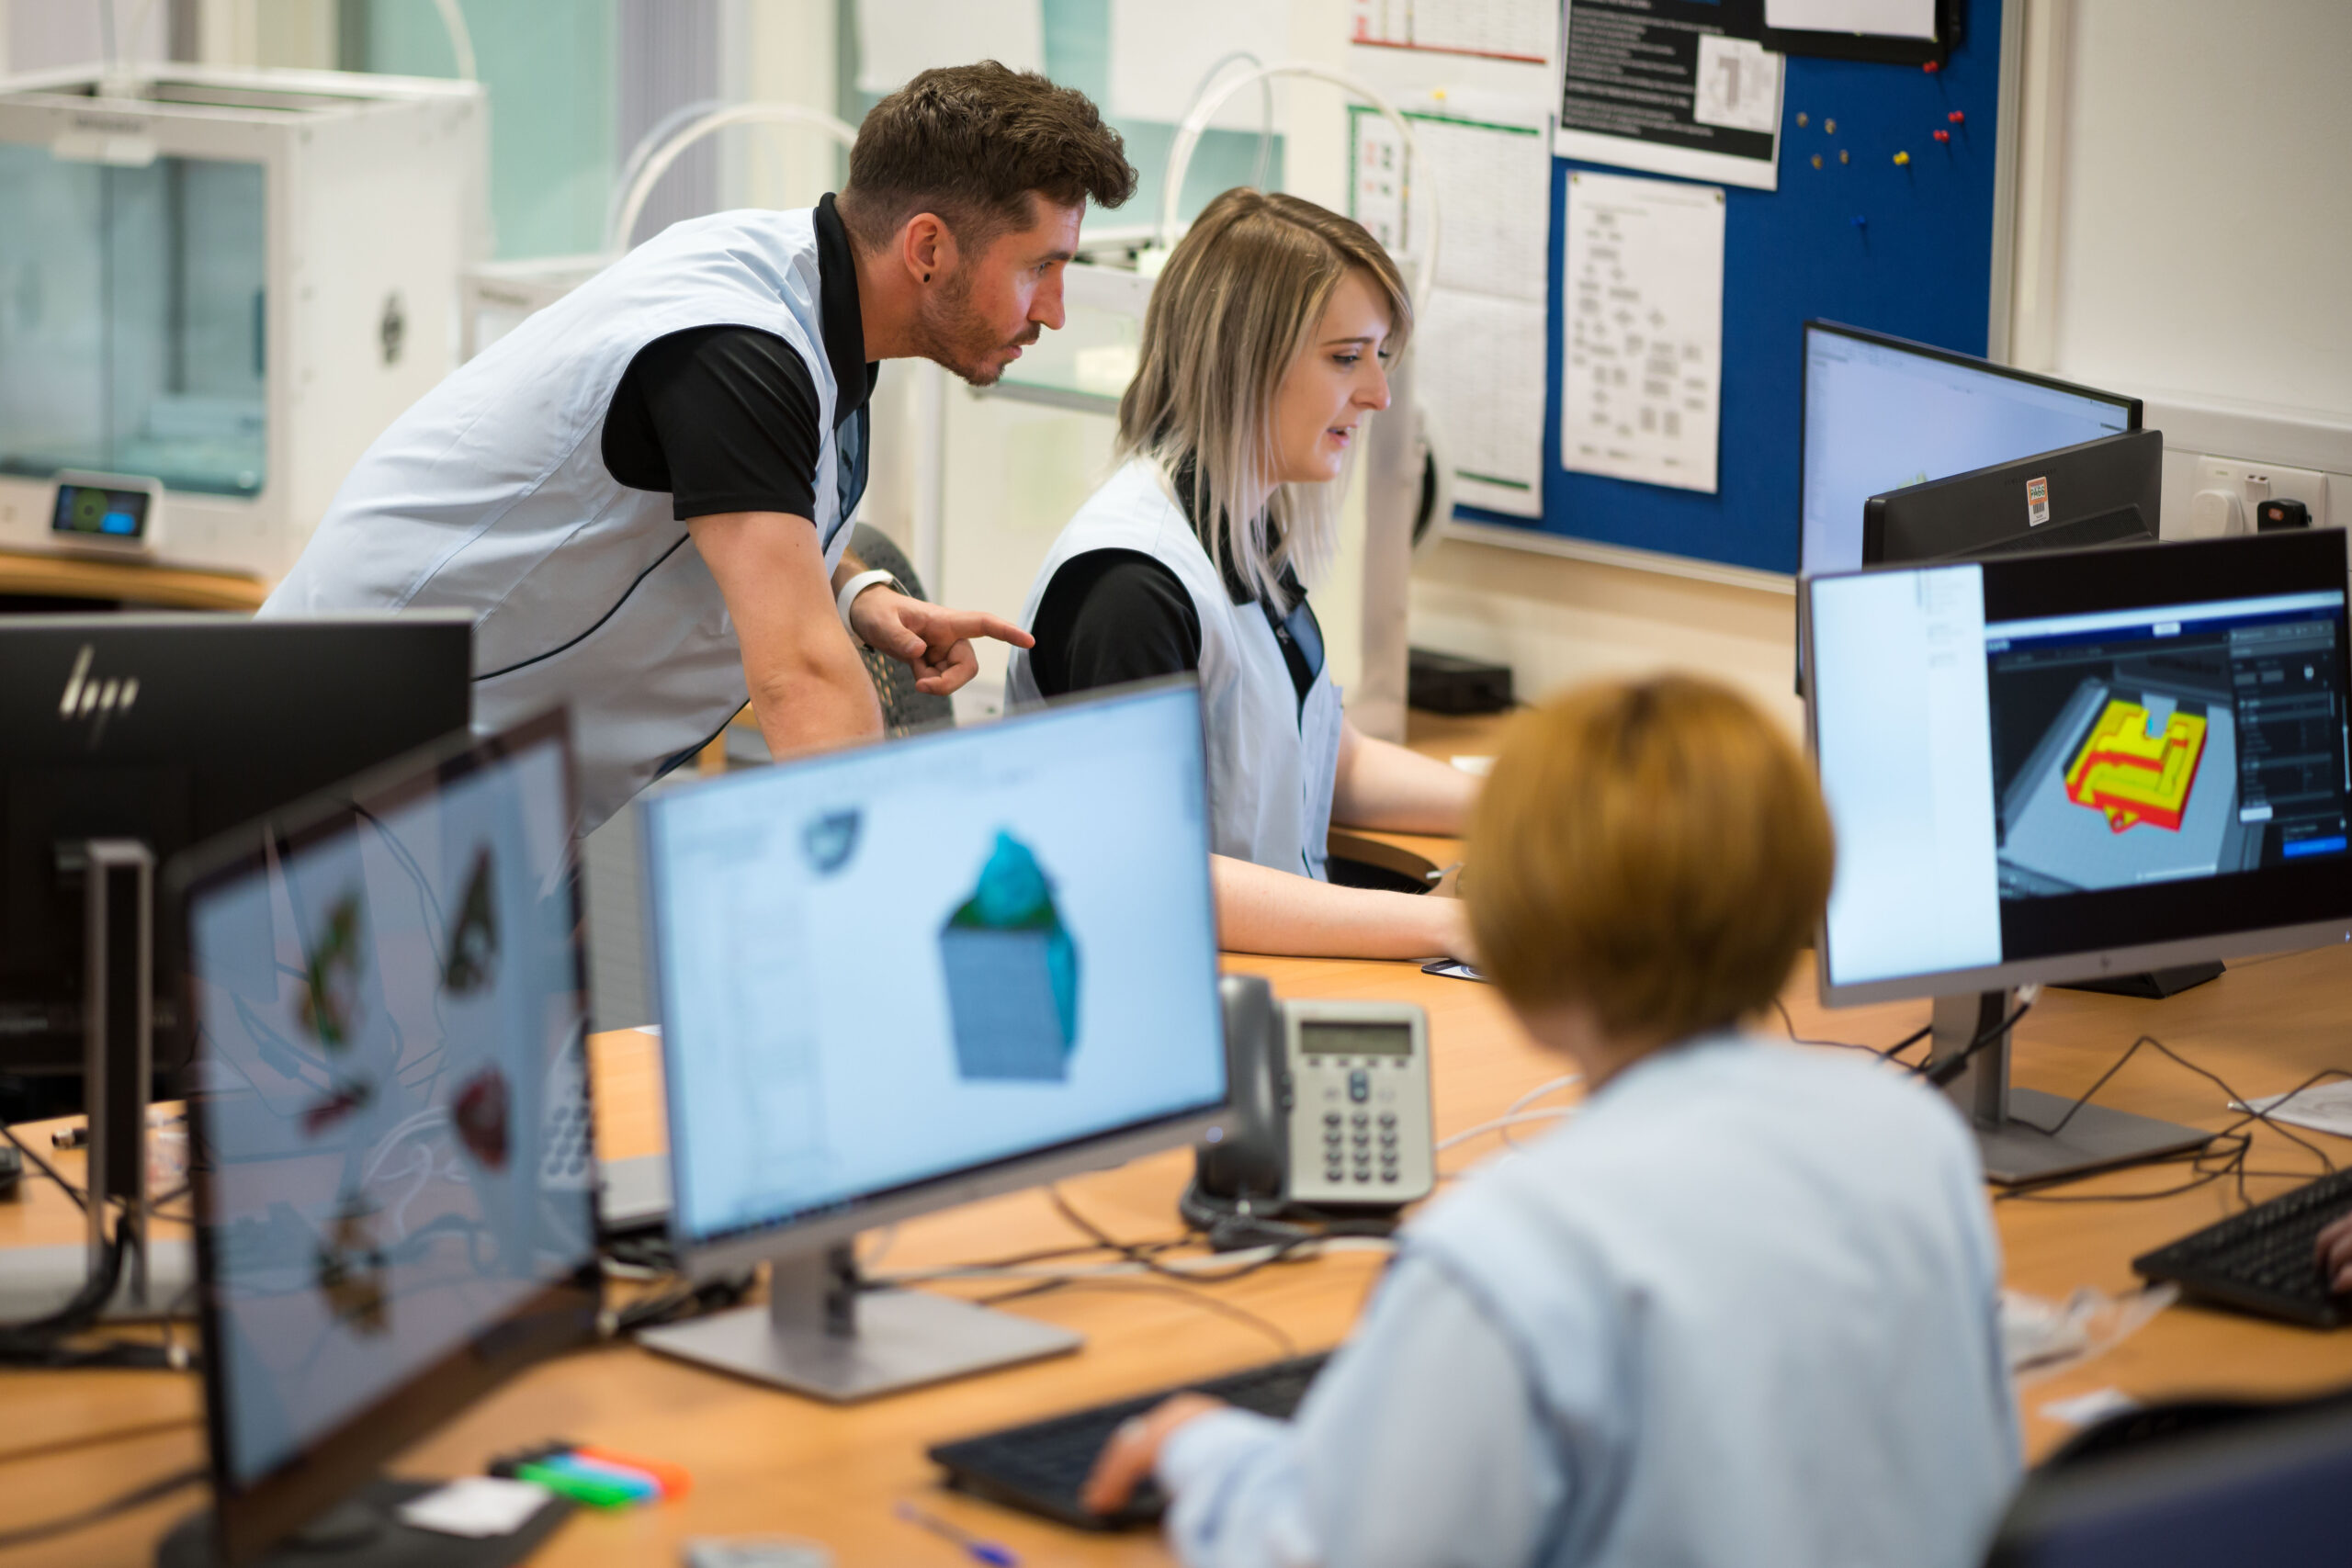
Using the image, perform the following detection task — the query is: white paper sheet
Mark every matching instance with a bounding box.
[1109,0,1293,131]
[1560,172,1725,494]
[2237,1079,2352,1139]
[1693,35,1784,135]
[854,0,1045,95]
[1350,0,1554,62]
[1351,107,1552,518]
[1763,0,1938,40]
[1421,290,1548,516]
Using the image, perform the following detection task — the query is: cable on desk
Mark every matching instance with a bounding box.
[1,1120,86,1212]
[1050,1186,1351,1284]
[1995,1048,2352,1206]
[1917,993,2040,1089]
[0,1415,199,1471]
[974,1276,1299,1359]
[0,1462,206,1550]
[1770,998,1931,1060]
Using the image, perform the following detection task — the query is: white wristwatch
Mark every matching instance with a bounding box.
[835,568,903,645]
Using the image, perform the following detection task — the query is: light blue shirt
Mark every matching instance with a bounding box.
[1157,1035,2020,1568]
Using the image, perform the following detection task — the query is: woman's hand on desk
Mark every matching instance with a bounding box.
[2317,1213,2352,1292]
[1081,1393,1226,1515]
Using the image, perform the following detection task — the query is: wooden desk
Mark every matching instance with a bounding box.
[10,801,2352,1563]
[0,550,268,612]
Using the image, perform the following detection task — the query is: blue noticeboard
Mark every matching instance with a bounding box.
[1453,0,2007,578]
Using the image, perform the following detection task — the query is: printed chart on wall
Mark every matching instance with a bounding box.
[1561,171,1726,494]
[1353,105,1553,517]
[1557,0,1783,190]
[1349,0,1555,62]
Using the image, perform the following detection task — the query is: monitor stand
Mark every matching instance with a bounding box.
[1931,990,2216,1185]
[2056,960,2224,1000]
[156,1478,571,1566]
[637,1243,1081,1403]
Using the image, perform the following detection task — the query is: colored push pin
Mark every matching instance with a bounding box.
[1851,215,1868,230]
[1923,59,1940,73]
[1933,129,1951,142]
[1893,150,1911,165]
[1949,110,1965,124]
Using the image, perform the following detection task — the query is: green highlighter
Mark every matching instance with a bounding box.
[514,1459,643,1509]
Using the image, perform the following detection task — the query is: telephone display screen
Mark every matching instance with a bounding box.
[1301,1021,1414,1057]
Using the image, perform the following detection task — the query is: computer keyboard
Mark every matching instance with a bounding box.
[927,1351,1331,1529]
[2134,1166,2352,1327]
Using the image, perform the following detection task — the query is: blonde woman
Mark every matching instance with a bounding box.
[1084,675,2019,1568]
[1004,189,1476,960]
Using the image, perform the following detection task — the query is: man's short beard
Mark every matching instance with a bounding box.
[912,267,1035,388]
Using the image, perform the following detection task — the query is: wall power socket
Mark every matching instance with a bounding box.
[2186,457,2332,537]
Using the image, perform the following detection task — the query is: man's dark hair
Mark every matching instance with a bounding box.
[837,62,1136,253]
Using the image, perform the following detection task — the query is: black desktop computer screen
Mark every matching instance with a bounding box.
[0,614,471,1080]
[1800,321,2140,579]
[1863,430,2162,566]
[1806,529,2352,1006]
[643,680,1227,1258]
[175,712,597,1564]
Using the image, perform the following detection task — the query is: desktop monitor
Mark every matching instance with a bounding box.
[1803,529,2352,1181]
[0,614,472,1083]
[1864,430,2163,566]
[637,678,1230,1401]
[1800,321,2141,579]
[167,710,598,1568]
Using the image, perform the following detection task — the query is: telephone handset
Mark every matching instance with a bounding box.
[1186,975,1436,1239]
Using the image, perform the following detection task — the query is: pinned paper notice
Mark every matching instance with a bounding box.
[1560,172,1725,494]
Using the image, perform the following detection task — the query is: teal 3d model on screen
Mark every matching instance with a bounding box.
[939,830,1080,1081]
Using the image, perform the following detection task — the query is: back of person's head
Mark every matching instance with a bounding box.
[1117,187,1411,611]
[837,62,1135,254]
[1466,675,1834,1048]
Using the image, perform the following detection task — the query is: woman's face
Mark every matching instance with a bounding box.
[1269,268,1395,488]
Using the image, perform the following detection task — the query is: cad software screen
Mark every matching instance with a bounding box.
[186,731,594,1491]
[1801,327,2133,578]
[1812,547,2352,993]
[645,682,1227,1247]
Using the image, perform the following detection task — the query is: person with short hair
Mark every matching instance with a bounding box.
[1006,187,1478,960]
[266,63,1136,832]
[1085,674,2020,1568]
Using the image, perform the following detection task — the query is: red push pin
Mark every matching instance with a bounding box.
[1933,129,1950,142]
[1923,59,1940,73]
[1948,110,1965,124]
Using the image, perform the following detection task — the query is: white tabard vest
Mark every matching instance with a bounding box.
[262,208,863,833]
[1005,458,1345,881]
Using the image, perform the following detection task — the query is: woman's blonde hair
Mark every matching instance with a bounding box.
[1465,675,1835,1046]
[1116,188,1410,611]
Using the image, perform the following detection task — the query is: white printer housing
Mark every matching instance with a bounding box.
[0,64,484,581]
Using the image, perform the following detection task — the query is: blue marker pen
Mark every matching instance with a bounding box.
[894,1500,1018,1566]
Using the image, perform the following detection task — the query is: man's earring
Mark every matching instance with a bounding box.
[922,272,932,283]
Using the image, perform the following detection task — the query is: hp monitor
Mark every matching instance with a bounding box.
[1804,529,2352,1181]
[638,678,1230,1401]
[1800,321,2141,579]
[0,614,471,1082]
[168,710,597,1568]
[1864,430,2163,566]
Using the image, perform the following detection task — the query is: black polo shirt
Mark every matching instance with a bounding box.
[601,193,879,523]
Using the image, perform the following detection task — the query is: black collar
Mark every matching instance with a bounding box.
[814,193,878,427]
[1170,458,1301,607]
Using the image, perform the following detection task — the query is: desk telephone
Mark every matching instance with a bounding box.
[1186,976,1435,1239]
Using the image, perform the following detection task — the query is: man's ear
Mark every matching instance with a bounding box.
[899,212,961,284]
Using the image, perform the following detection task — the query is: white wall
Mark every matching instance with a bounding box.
[2009,0,2352,543]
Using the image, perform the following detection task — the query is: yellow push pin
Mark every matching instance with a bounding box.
[1893,150,1911,165]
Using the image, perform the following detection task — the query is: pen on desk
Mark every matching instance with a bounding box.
[894,1500,1018,1566]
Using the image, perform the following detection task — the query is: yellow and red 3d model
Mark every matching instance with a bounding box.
[2064,698,2208,833]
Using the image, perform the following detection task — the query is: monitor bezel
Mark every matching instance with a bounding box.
[167,707,601,1567]
[1860,427,2163,566]
[1797,319,2144,578]
[1803,529,2352,1009]
[639,675,1232,1282]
